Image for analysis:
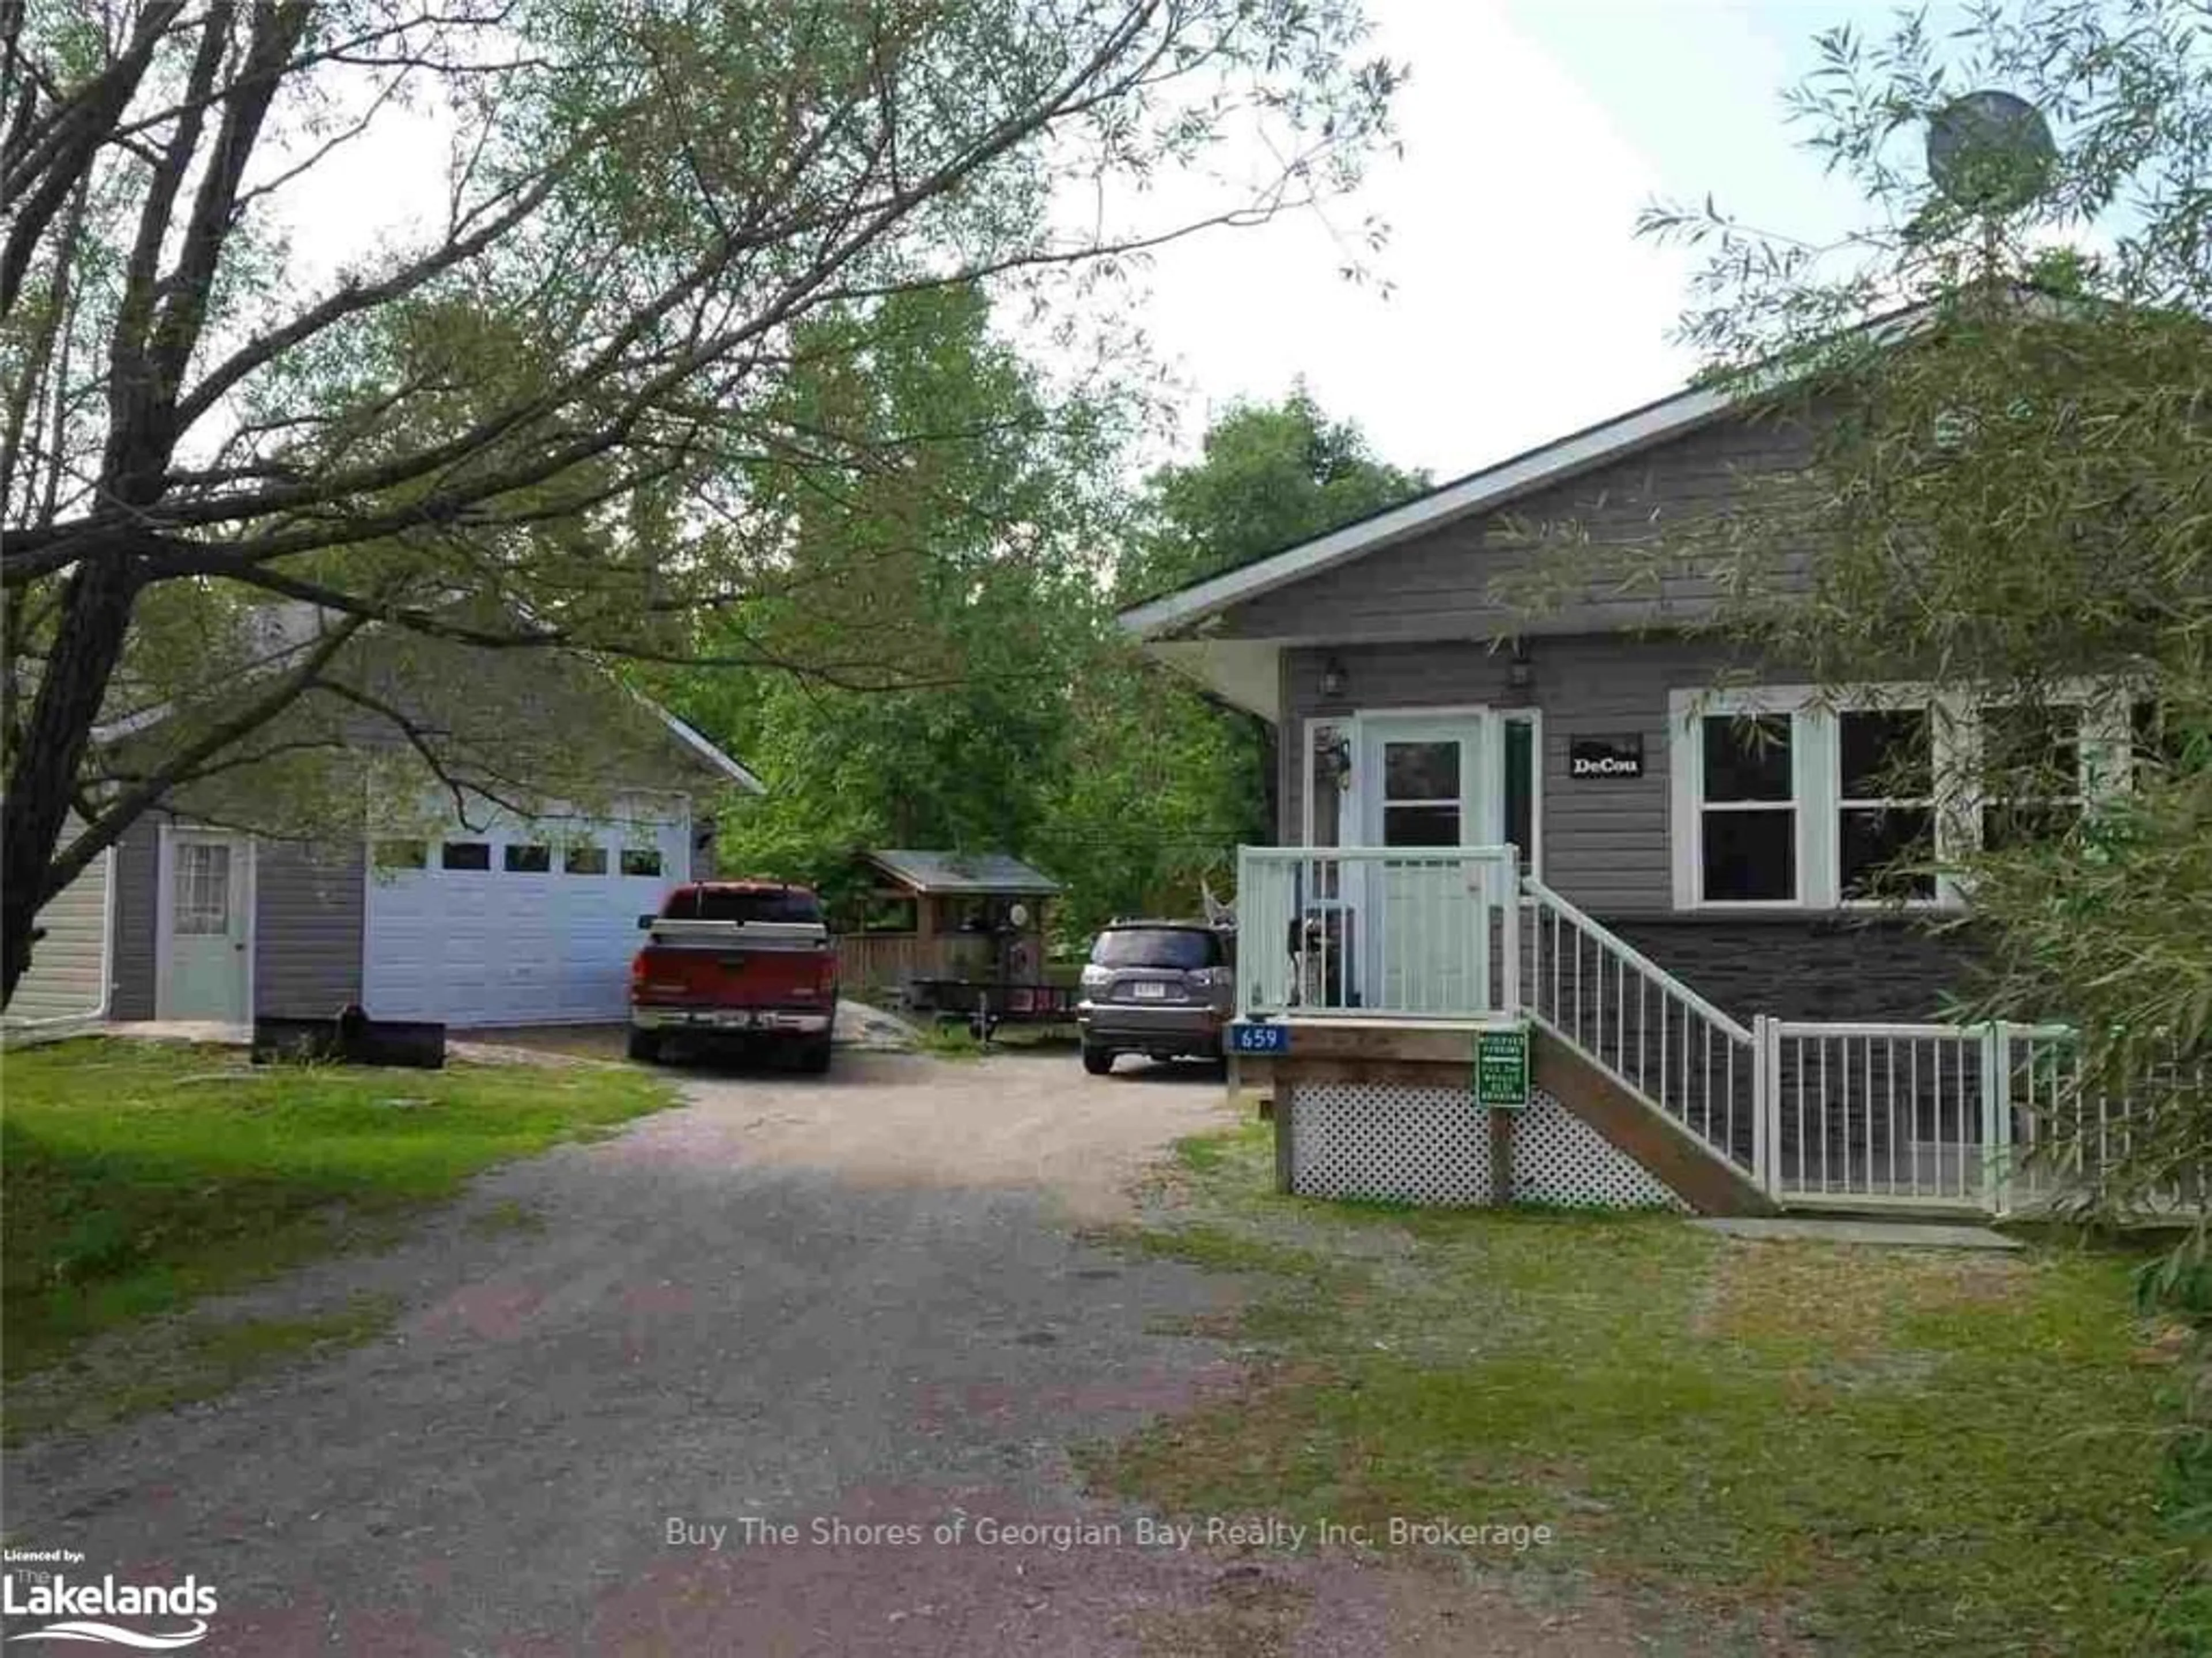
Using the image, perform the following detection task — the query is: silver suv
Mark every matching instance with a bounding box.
[1076,920,1236,1075]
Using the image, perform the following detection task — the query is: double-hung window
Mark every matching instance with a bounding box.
[1837,709,1937,901]
[1675,685,2134,910]
[1978,703,2082,849]
[1696,712,1798,902]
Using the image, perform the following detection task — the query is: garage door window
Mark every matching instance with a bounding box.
[564,844,607,875]
[503,843,551,873]
[441,841,491,871]
[620,848,662,878]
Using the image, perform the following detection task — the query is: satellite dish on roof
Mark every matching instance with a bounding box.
[1927,90,2055,213]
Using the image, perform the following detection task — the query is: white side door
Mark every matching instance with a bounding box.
[161,830,252,1021]
[1358,717,1488,1015]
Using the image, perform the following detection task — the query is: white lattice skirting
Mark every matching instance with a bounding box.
[1288,1083,1687,1211]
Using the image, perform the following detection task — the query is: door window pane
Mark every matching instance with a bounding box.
[441,841,491,871]
[1702,715,1792,800]
[503,844,551,873]
[175,843,230,935]
[1308,722,1348,848]
[1701,811,1795,901]
[620,848,663,878]
[1382,804,1461,847]
[563,845,608,875]
[1384,741,1460,802]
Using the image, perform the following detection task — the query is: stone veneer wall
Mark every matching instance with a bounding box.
[1605,918,1986,1025]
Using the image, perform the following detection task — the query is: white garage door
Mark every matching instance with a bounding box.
[362,810,690,1026]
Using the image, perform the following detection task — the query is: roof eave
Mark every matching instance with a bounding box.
[1117,381,1736,642]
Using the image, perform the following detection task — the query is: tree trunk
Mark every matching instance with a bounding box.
[2,554,145,1007]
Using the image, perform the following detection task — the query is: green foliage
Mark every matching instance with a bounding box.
[1118,382,1430,604]
[0,1039,673,1387]
[1091,1126,2206,1653]
[3,0,1404,1000]
[1607,5,2212,1225]
[666,329,1424,943]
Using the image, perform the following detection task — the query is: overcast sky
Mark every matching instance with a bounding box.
[280,0,1948,485]
[1131,0,1925,481]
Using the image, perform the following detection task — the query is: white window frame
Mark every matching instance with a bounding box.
[1670,688,1811,910]
[1670,681,2133,913]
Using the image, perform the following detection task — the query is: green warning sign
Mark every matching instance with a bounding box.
[1476,1026,1530,1108]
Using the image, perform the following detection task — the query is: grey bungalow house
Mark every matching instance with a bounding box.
[1118,384,2036,1023]
[1118,382,2121,1217]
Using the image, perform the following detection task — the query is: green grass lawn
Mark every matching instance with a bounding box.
[1090,1125,2210,1656]
[1,1038,673,1400]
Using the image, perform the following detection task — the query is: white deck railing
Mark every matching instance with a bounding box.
[1235,846,1520,1020]
[1759,1022,2007,1208]
[1233,846,2184,1217]
[1521,878,1760,1177]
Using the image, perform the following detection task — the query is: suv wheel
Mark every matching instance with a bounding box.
[1081,1044,1116,1076]
[627,1029,663,1064]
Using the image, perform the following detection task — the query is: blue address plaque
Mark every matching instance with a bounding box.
[1229,1022,1289,1054]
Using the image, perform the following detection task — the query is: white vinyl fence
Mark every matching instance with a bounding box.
[1236,847,1520,1020]
[1232,846,2186,1217]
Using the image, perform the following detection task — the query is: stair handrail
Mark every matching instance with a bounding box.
[1520,877,1753,1043]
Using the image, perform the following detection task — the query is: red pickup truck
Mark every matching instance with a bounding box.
[627,881,839,1071]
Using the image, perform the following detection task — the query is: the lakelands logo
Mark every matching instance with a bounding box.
[1,1554,216,1649]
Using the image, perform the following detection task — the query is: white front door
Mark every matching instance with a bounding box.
[1359,717,1489,1014]
[162,831,251,1020]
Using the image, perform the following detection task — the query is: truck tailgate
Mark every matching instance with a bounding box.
[632,920,834,1008]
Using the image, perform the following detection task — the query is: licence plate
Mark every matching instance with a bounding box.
[1133,981,1168,1000]
[710,1010,759,1028]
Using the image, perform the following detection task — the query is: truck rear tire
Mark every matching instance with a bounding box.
[1082,1044,1115,1076]
[626,1029,662,1064]
[795,1035,833,1074]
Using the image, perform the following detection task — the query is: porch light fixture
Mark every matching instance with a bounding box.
[1320,656,1347,699]
[1506,644,1533,692]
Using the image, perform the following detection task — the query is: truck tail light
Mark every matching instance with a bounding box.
[817,946,839,996]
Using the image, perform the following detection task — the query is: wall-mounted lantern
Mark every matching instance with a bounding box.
[1319,655,1348,699]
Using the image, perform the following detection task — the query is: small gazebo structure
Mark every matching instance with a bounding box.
[835,849,1062,1003]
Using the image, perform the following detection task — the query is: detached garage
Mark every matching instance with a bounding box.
[99,714,757,1029]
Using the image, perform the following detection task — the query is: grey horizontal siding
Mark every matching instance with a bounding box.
[1283,633,1771,917]
[255,839,365,1017]
[110,817,160,1020]
[1214,412,1817,646]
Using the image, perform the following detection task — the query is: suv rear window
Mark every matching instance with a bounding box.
[1090,928,1222,970]
[668,888,824,925]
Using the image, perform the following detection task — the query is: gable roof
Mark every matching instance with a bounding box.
[861,849,1061,896]
[1118,380,1734,640]
[92,602,764,794]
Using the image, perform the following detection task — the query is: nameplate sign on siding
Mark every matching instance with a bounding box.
[1475,1027,1530,1107]
[1230,1022,1288,1054]
[1569,734,1643,780]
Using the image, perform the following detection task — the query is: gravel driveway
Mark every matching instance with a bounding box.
[7,1049,1747,1656]
[5,1052,1289,1655]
